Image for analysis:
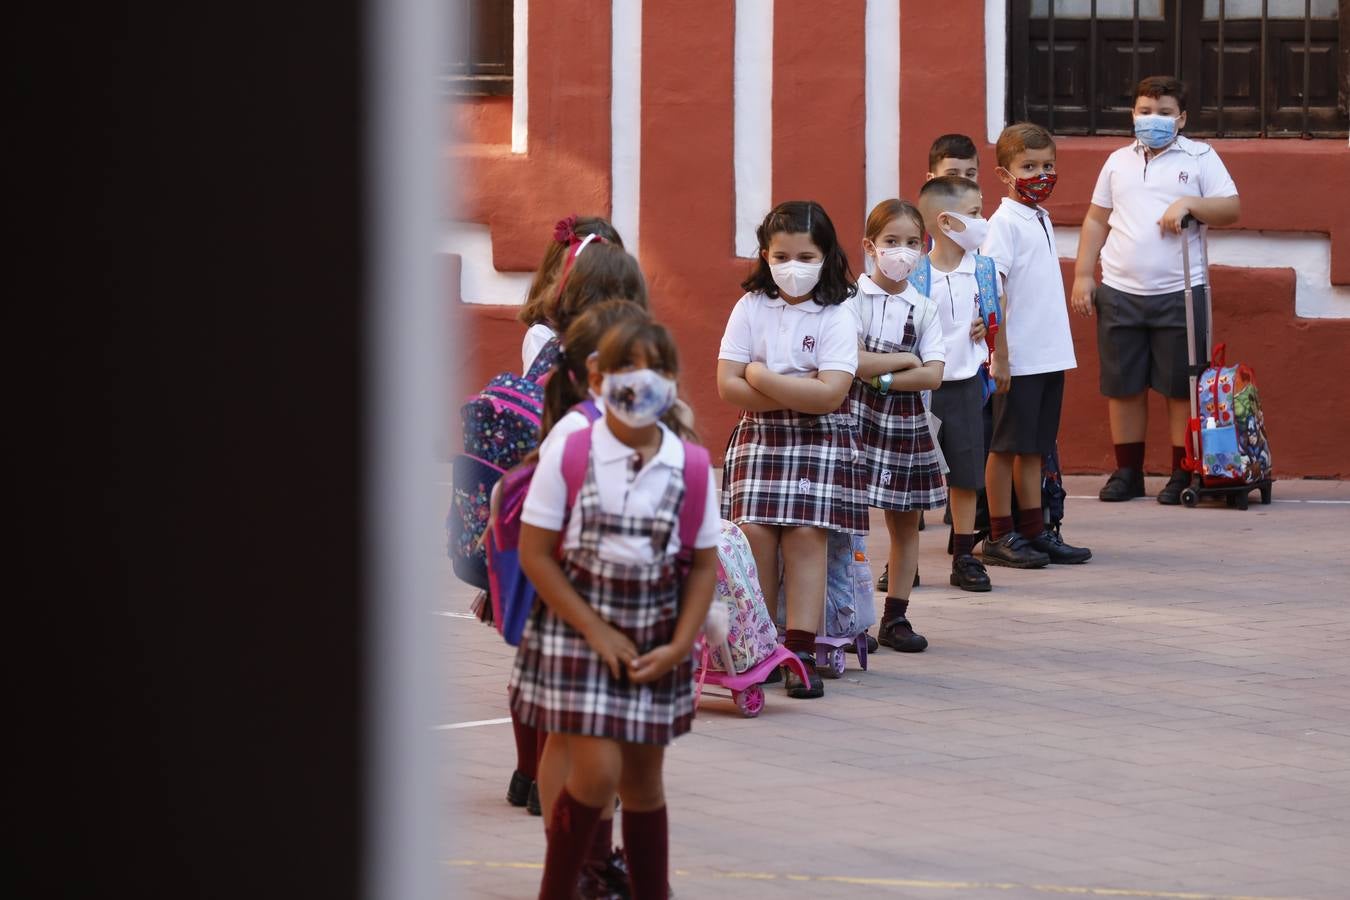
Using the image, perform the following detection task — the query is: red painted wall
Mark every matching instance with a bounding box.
[449,3,1350,478]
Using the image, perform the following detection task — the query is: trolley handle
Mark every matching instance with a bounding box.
[1180,213,1198,229]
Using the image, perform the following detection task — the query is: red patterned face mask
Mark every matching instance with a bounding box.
[1013,172,1057,204]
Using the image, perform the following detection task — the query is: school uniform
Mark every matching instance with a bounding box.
[1091,135,1238,399]
[508,419,720,746]
[981,198,1077,455]
[537,395,604,458]
[718,291,868,534]
[925,252,995,490]
[521,322,558,374]
[845,276,947,510]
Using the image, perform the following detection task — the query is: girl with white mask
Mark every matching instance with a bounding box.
[847,199,948,653]
[717,199,867,700]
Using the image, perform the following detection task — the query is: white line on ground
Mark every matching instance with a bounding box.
[435,610,478,619]
[434,717,511,731]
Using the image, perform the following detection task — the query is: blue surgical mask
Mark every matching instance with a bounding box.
[1134,113,1178,150]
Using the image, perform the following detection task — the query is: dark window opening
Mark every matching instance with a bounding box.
[1008,0,1350,138]
[445,0,513,97]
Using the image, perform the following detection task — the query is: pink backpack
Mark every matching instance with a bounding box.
[486,416,710,645]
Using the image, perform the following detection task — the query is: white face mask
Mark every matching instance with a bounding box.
[768,259,823,298]
[601,369,678,428]
[939,211,990,253]
[872,245,921,283]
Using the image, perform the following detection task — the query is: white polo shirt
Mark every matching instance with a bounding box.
[536,393,604,458]
[923,252,993,382]
[844,276,946,366]
[718,291,858,376]
[521,322,557,373]
[521,419,721,565]
[981,198,1077,377]
[1091,135,1238,295]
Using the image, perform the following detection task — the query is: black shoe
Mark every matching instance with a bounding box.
[506,769,532,808]
[577,848,630,900]
[763,665,782,684]
[784,651,824,698]
[950,554,992,591]
[875,563,888,593]
[982,532,1050,569]
[844,631,879,654]
[1156,468,1190,505]
[1029,529,1092,564]
[526,780,542,816]
[1099,467,1145,501]
[878,610,928,653]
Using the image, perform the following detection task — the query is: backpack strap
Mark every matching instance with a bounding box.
[573,398,602,423]
[973,254,1001,359]
[676,441,711,560]
[909,255,932,298]
[561,425,594,510]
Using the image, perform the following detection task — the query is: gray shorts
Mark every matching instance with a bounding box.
[930,374,986,490]
[1095,283,1207,400]
[990,371,1064,456]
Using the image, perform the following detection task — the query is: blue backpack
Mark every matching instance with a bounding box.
[911,254,1000,404]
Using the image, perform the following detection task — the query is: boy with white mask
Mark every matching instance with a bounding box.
[916,175,998,591]
[1071,76,1241,505]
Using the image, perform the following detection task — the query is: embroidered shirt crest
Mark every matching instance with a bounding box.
[801,335,816,353]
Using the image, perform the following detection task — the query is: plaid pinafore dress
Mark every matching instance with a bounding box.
[721,403,870,534]
[850,302,947,511]
[508,454,695,746]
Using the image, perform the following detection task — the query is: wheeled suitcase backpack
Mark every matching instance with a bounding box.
[1177,215,1274,510]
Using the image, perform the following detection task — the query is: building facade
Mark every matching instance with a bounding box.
[448,0,1350,476]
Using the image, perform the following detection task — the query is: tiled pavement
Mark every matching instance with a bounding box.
[437,476,1350,899]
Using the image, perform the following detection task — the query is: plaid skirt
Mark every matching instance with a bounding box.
[721,408,869,534]
[851,382,947,510]
[508,551,694,746]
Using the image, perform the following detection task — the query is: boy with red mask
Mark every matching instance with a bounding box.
[978,123,1092,569]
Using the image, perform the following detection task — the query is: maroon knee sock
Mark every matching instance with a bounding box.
[588,815,613,864]
[1114,441,1145,471]
[1171,445,1186,472]
[990,515,1014,541]
[883,597,909,621]
[784,628,815,656]
[1017,507,1043,540]
[622,806,669,900]
[539,788,604,899]
[510,706,537,779]
[952,533,976,558]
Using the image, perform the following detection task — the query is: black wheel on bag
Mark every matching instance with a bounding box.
[1180,487,1200,508]
[1235,492,1250,511]
[1260,484,1272,505]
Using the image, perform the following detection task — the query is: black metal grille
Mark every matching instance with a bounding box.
[1008,0,1350,138]
[444,0,513,97]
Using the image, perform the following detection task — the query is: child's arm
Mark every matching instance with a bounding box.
[886,361,945,392]
[628,546,719,684]
[744,364,853,415]
[856,349,920,380]
[717,360,783,412]
[1071,203,1112,317]
[1159,195,1240,235]
[519,523,639,679]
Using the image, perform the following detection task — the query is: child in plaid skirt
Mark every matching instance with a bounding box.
[717,200,866,700]
[512,319,720,899]
[847,200,948,653]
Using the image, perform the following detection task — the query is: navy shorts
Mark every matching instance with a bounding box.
[990,371,1064,456]
[1095,283,1207,400]
[930,373,986,490]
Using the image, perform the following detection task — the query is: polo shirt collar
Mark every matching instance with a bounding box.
[857,273,908,297]
[928,250,976,275]
[762,293,825,312]
[999,196,1043,219]
[590,417,680,467]
[1132,134,1193,157]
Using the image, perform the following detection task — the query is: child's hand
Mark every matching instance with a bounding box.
[1070,275,1097,317]
[628,644,682,684]
[1158,199,1192,236]
[583,621,639,680]
[969,318,987,342]
[990,355,1011,394]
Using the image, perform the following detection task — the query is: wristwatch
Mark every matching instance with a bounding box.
[872,371,894,393]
